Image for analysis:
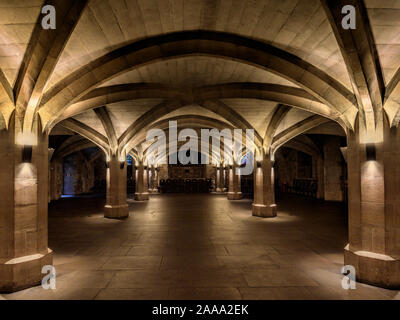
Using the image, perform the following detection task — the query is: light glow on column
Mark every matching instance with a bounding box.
[16,131,37,146]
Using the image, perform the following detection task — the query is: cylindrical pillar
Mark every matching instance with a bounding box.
[134,162,149,201]
[104,154,129,219]
[215,165,224,192]
[227,163,242,200]
[252,157,277,217]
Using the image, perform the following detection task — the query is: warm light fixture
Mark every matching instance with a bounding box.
[119,155,125,169]
[16,132,36,163]
[366,143,376,161]
[22,146,33,163]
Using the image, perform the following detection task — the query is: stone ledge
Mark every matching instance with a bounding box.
[252,203,277,218]
[227,192,243,200]
[344,245,400,289]
[104,204,129,219]
[134,193,149,201]
[0,249,53,293]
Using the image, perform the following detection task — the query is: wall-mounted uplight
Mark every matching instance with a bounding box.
[366,143,376,161]
[22,146,33,163]
[119,155,125,169]
[256,160,262,168]
[16,132,37,163]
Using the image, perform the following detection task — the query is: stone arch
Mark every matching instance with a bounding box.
[60,118,109,154]
[271,115,331,157]
[124,114,258,158]
[38,31,358,131]
[58,83,345,130]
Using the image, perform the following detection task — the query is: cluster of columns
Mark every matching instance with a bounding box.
[215,165,226,192]
[134,162,149,201]
[227,163,243,200]
[3,113,400,291]
[104,158,161,216]
[214,158,276,218]
[106,160,162,215]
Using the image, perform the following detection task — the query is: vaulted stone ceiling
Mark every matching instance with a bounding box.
[0,0,43,86]
[1,0,399,159]
[47,0,351,89]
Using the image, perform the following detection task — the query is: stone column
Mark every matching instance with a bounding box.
[104,154,129,219]
[317,156,325,199]
[49,157,63,202]
[215,165,224,192]
[223,166,228,191]
[344,115,400,288]
[154,167,159,191]
[227,163,242,200]
[324,136,344,201]
[134,162,149,201]
[0,117,53,292]
[252,158,277,217]
[49,158,56,202]
[149,166,158,193]
[144,166,149,193]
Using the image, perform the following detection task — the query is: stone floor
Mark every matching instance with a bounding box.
[2,194,399,300]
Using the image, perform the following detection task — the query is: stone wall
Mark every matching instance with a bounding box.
[275,148,300,187]
[323,136,346,201]
[49,158,63,201]
[92,155,106,193]
[158,164,168,180]
[61,151,106,196]
[275,138,346,202]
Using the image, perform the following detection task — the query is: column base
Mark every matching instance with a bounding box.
[104,204,129,219]
[252,203,277,217]
[227,192,243,200]
[134,192,149,201]
[149,189,159,193]
[214,189,227,194]
[344,245,400,289]
[0,249,53,293]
